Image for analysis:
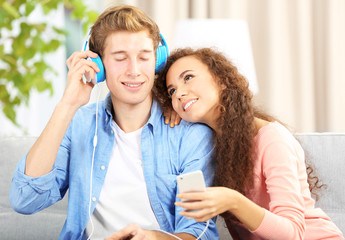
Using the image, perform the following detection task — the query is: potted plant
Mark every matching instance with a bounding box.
[0,0,98,127]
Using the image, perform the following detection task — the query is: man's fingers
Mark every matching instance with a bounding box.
[69,59,100,81]
[66,50,99,69]
[105,224,140,240]
[75,58,100,73]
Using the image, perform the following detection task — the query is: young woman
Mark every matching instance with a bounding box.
[155,48,344,240]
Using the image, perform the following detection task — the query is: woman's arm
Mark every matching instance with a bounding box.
[175,187,265,231]
[176,138,307,239]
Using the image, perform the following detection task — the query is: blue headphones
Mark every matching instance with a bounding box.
[82,31,169,84]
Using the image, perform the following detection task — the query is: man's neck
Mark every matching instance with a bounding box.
[111,96,153,133]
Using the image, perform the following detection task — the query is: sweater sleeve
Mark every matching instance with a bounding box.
[252,139,306,240]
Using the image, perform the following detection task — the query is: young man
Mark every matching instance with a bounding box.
[9,5,217,240]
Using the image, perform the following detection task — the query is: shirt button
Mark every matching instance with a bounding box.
[111,130,114,134]
[92,197,96,202]
[105,117,108,122]
[101,165,105,170]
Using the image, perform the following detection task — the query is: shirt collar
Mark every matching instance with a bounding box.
[147,98,163,131]
[104,93,113,118]
[104,93,163,132]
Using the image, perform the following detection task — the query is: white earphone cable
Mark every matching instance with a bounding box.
[156,219,209,240]
[87,84,101,240]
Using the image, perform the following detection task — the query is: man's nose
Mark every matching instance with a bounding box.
[126,58,140,77]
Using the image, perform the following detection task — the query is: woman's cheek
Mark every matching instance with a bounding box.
[172,100,180,114]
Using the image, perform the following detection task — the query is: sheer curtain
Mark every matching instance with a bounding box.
[105,0,345,132]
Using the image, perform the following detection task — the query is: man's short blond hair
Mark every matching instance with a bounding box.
[89,5,161,57]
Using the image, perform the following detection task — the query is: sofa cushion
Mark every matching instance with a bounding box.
[295,133,345,233]
[0,136,68,240]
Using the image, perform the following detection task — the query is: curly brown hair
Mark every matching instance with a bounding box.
[154,47,323,224]
[155,47,255,193]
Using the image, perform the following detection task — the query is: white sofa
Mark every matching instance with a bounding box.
[1,134,344,239]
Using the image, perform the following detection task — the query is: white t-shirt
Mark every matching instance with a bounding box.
[85,120,160,239]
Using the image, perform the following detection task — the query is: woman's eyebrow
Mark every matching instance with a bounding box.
[178,70,192,80]
[167,70,193,90]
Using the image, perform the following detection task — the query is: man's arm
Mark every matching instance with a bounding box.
[150,231,196,240]
[145,230,196,240]
[174,123,218,239]
[25,50,99,177]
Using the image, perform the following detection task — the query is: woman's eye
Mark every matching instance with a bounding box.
[168,88,176,96]
[184,75,193,82]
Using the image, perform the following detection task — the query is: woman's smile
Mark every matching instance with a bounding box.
[182,98,198,111]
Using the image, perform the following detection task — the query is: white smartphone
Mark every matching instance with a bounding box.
[176,170,206,200]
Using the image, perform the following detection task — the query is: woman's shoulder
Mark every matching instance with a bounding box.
[254,121,305,167]
[255,120,296,145]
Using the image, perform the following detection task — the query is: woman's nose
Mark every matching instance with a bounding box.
[176,86,187,100]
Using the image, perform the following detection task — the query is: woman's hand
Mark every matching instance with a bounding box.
[61,50,100,109]
[176,187,265,231]
[163,108,181,127]
[175,187,236,222]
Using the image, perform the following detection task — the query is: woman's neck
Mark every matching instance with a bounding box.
[254,117,270,135]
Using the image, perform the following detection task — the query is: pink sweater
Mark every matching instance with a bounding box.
[231,122,344,240]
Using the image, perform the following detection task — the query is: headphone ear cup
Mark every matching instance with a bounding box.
[91,56,105,83]
[155,34,169,73]
[155,45,167,73]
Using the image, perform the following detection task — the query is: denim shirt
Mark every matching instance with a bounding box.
[9,94,218,240]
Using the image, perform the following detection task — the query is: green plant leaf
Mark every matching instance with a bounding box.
[1,0,97,129]
[46,39,61,52]
[32,23,47,32]
[52,26,67,35]
[41,0,60,14]
[87,10,99,22]
[3,103,17,125]
[2,2,20,19]
[25,2,36,16]
[0,85,10,103]
[2,54,17,67]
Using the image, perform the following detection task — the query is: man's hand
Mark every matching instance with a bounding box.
[105,224,148,240]
[105,223,196,240]
[62,50,100,109]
